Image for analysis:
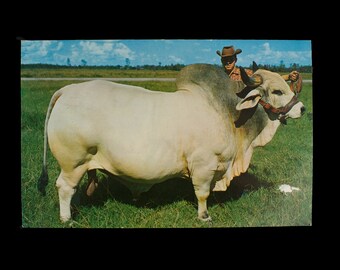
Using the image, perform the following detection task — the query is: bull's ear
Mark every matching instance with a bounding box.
[236,89,261,111]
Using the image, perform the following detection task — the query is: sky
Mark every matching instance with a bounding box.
[21,39,312,67]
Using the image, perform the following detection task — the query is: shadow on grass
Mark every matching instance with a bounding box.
[72,171,274,212]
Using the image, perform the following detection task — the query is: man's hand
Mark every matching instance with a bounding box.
[289,71,299,82]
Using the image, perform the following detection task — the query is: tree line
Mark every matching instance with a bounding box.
[21,63,187,71]
[21,63,312,73]
[251,63,312,73]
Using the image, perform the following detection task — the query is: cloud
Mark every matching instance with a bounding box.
[168,55,184,64]
[71,45,80,59]
[240,42,311,66]
[53,53,67,64]
[21,40,64,63]
[79,41,112,56]
[262,42,271,55]
[72,40,135,65]
[287,51,300,59]
[113,43,135,59]
[56,42,63,51]
[38,41,51,56]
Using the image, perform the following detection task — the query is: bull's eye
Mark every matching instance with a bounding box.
[272,90,283,96]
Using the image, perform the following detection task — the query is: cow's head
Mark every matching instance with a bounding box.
[236,67,305,124]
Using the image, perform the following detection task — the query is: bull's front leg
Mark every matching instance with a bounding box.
[192,168,215,222]
[193,182,212,221]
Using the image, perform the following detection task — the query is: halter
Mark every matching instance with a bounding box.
[237,66,302,125]
[258,95,299,124]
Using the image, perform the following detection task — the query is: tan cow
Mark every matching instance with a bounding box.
[38,64,305,223]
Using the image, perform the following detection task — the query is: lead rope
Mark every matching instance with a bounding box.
[289,73,303,96]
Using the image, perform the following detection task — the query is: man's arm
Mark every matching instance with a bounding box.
[282,71,299,82]
[281,74,290,81]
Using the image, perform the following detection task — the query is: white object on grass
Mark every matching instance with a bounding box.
[278,184,301,194]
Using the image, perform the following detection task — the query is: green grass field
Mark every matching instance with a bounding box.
[21,77,313,228]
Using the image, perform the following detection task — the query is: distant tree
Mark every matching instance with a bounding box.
[81,59,87,66]
[279,60,285,71]
[67,58,71,66]
[125,58,130,67]
[291,63,298,70]
[158,62,162,67]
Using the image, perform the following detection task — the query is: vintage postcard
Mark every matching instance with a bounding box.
[21,40,312,228]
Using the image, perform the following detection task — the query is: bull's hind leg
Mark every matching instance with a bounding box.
[56,166,87,222]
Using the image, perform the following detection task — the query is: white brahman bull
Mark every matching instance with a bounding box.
[38,64,305,222]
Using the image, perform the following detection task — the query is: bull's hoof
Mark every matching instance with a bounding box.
[60,218,75,228]
[60,216,71,223]
[67,220,75,227]
[198,211,212,222]
[199,216,212,222]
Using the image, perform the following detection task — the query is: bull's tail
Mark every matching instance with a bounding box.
[37,90,63,196]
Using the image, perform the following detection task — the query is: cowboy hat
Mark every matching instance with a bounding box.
[216,46,242,57]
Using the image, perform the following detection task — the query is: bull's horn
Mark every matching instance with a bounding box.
[240,67,263,87]
[236,86,252,98]
[252,61,259,72]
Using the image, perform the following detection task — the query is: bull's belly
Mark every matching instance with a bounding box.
[89,143,188,184]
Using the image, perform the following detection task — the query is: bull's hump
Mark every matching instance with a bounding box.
[177,64,225,84]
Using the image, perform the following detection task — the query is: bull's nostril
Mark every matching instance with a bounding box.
[301,106,306,114]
